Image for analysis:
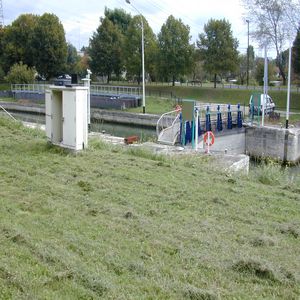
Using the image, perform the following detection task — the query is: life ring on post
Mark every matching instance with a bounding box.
[203,131,215,146]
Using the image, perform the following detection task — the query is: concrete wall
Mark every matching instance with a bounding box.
[245,125,300,163]
[91,109,159,127]
[206,129,246,155]
[0,91,13,98]
[0,102,45,114]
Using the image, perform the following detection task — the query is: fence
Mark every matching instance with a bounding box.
[147,81,300,93]
[11,84,142,96]
[90,85,141,96]
[11,83,49,93]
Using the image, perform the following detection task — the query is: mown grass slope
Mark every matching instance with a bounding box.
[0,117,300,299]
[146,85,300,111]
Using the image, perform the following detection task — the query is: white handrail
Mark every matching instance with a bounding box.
[156,109,179,137]
[11,83,142,96]
[0,105,17,121]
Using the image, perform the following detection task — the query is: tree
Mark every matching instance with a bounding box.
[65,43,80,75]
[242,0,300,85]
[104,7,131,35]
[89,17,123,83]
[5,62,36,84]
[123,15,158,83]
[238,45,255,85]
[255,58,276,85]
[293,27,300,77]
[31,13,67,79]
[158,15,194,86]
[189,49,207,83]
[1,14,38,73]
[197,19,239,88]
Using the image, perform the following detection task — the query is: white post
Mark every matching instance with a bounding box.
[286,43,292,129]
[262,45,268,126]
[83,69,92,125]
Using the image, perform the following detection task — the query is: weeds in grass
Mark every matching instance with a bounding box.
[250,235,276,247]
[279,223,299,238]
[182,285,218,300]
[77,180,93,193]
[251,160,288,186]
[126,146,167,162]
[232,259,277,281]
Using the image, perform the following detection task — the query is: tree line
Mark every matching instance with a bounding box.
[0,0,299,87]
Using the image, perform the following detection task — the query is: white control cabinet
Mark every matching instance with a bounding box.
[46,86,88,151]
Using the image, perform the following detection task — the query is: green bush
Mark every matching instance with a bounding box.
[5,62,36,84]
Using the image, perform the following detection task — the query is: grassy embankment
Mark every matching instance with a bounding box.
[0,117,299,299]
[127,85,300,124]
[145,85,300,110]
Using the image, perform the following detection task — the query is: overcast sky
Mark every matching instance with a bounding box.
[3,0,266,56]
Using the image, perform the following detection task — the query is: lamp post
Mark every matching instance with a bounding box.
[246,20,250,87]
[125,0,146,114]
[286,43,292,129]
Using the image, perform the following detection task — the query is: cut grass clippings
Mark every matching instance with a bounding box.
[0,116,300,299]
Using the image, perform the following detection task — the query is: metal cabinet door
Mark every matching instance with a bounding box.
[62,90,76,148]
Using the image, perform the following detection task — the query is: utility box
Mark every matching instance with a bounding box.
[46,85,89,151]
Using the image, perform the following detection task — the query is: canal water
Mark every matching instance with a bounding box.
[0,111,157,141]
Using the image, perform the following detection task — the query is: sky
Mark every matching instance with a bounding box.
[2,0,266,56]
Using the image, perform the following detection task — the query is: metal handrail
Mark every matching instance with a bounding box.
[156,109,179,138]
[11,83,142,96]
[11,83,49,93]
[90,85,141,95]
[0,105,17,121]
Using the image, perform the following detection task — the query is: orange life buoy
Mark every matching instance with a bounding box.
[203,131,215,146]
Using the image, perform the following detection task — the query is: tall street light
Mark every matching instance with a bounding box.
[246,20,250,87]
[125,0,146,114]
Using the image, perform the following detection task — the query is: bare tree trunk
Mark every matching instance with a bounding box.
[214,73,217,88]
[277,58,287,85]
[172,75,175,86]
[275,43,287,86]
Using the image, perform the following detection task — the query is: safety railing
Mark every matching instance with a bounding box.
[90,85,141,96]
[11,83,142,96]
[156,109,181,144]
[11,84,49,93]
[0,104,17,121]
[196,104,243,124]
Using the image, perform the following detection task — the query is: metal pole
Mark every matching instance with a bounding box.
[195,109,199,151]
[286,43,292,129]
[141,17,145,114]
[246,20,250,87]
[262,45,268,126]
[125,0,146,114]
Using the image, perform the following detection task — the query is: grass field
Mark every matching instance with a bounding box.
[0,117,299,299]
